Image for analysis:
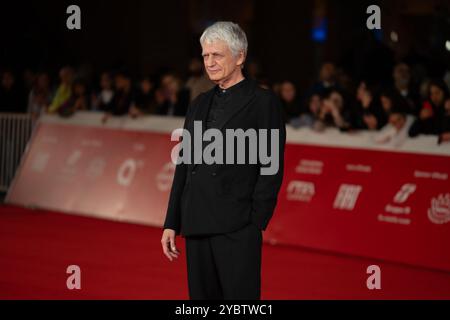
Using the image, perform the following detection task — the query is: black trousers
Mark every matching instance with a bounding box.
[185,222,262,300]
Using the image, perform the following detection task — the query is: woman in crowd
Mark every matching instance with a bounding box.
[47,66,74,114]
[129,75,156,117]
[278,80,302,123]
[353,81,386,130]
[27,72,52,119]
[154,74,190,117]
[409,79,449,137]
[316,88,352,131]
[58,80,89,117]
[290,93,321,129]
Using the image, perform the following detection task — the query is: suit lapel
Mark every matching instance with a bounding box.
[192,89,214,133]
[189,90,214,172]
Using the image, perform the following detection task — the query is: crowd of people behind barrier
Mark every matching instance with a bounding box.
[1,59,450,147]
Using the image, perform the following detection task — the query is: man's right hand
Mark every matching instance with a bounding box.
[161,229,180,261]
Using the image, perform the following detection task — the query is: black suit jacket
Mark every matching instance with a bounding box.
[163,79,286,236]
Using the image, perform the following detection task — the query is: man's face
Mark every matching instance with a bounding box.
[280,82,296,102]
[140,79,153,94]
[59,68,73,84]
[393,64,410,85]
[161,75,178,95]
[115,75,130,90]
[201,40,244,83]
[100,73,112,90]
[320,63,335,82]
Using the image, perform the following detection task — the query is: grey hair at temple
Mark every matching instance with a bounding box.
[200,21,248,57]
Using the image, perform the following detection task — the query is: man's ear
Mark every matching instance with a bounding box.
[236,51,246,68]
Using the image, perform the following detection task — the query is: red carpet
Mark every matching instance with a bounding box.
[1,204,450,299]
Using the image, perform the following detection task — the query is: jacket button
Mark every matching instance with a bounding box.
[192,171,196,175]
[212,172,217,176]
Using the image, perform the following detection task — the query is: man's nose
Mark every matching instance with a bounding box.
[205,56,215,67]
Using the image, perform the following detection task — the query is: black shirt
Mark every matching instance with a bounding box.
[206,78,247,129]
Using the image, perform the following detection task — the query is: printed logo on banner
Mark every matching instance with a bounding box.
[117,159,143,187]
[346,164,372,173]
[393,183,416,203]
[414,170,448,180]
[286,180,315,202]
[133,143,146,151]
[41,135,58,144]
[156,162,175,192]
[295,159,323,175]
[428,193,450,225]
[379,183,415,225]
[85,157,106,179]
[60,149,82,178]
[333,184,362,210]
[31,152,50,173]
[81,139,102,147]
[66,150,82,166]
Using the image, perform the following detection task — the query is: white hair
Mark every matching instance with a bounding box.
[200,21,248,57]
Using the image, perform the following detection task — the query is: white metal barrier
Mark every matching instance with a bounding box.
[0,113,37,192]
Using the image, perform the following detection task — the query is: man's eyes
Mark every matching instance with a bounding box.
[203,54,223,58]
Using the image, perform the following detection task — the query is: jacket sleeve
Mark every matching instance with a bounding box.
[162,98,196,234]
[251,92,286,231]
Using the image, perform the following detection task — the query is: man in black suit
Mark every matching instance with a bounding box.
[161,21,286,300]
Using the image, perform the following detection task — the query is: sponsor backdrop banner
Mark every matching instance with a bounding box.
[7,123,177,226]
[7,122,450,271]
[272,144,450,272]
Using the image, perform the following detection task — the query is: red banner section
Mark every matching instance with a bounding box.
[7,122,177,226]
[268,144,450,272]
[6,113,450,271]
